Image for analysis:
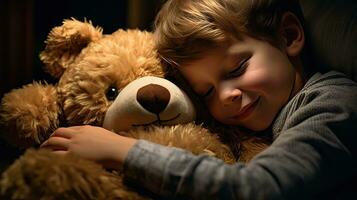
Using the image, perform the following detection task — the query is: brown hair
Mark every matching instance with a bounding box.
[154,0,304,67]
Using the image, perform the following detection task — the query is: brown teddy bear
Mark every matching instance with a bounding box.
[0,19,269,199]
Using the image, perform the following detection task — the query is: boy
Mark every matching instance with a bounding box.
[42,0,357,199]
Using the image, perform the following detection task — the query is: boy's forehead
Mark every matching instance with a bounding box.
[205,41,237,56]
[228,43,244,55]
[227,37,250,55]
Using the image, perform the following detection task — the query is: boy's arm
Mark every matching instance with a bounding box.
[123,80,357,199]
[124,140,283,199]
[124,119,355,199]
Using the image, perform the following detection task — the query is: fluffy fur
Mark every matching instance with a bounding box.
[0,19,270,199]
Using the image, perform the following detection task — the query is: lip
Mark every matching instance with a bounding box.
[231,97,260,120]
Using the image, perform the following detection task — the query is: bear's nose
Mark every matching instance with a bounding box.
[136,84,171,114]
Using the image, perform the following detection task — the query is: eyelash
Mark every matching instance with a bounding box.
[227,58,249,78]
[200,58,249,99]
[201,87,213,98]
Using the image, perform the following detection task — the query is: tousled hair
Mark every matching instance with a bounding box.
[154,0,304,67]
[154,0,310,156]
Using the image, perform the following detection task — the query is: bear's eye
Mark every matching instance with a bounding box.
[106,86,120,101]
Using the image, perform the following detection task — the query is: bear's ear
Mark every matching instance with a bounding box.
[39,18,103,78]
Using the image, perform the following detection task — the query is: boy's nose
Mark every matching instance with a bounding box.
[219,87,242,106]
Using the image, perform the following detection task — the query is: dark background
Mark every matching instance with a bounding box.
[0,0,166,98]
[0,0,165,172]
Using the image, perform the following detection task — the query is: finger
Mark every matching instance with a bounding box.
[41,137,70,149]
[67,126,85,130]
[117,131,130,137]
[52,150,68,156]
[67,125,95,130]
[51,127,76,138]
[41,145,68,151]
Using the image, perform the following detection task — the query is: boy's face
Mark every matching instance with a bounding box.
[179,35,303,131]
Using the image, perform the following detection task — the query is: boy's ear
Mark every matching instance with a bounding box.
[279,12,305,57]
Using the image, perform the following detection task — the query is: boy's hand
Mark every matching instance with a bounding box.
[40,125,137,169]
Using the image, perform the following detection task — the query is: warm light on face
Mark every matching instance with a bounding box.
[179,35,302,131]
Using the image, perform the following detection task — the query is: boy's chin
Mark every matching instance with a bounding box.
[243,120,272,132]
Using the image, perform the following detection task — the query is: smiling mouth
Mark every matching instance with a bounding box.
[132,113,181,127]
[232,97,260,120]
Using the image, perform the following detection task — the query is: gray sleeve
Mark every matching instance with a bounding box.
[123,140,283,199]
[123,83,357,200]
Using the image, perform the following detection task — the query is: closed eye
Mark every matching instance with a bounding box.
[227,58,249,78]
[199,87,214,99]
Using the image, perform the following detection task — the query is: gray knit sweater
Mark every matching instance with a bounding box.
[123,71,357,200]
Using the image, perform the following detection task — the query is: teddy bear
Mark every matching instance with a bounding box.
[0,19,270,199]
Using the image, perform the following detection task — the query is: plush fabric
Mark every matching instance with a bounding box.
[0,19,270,199]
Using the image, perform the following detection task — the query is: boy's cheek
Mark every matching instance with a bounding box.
[243,68,272,91]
